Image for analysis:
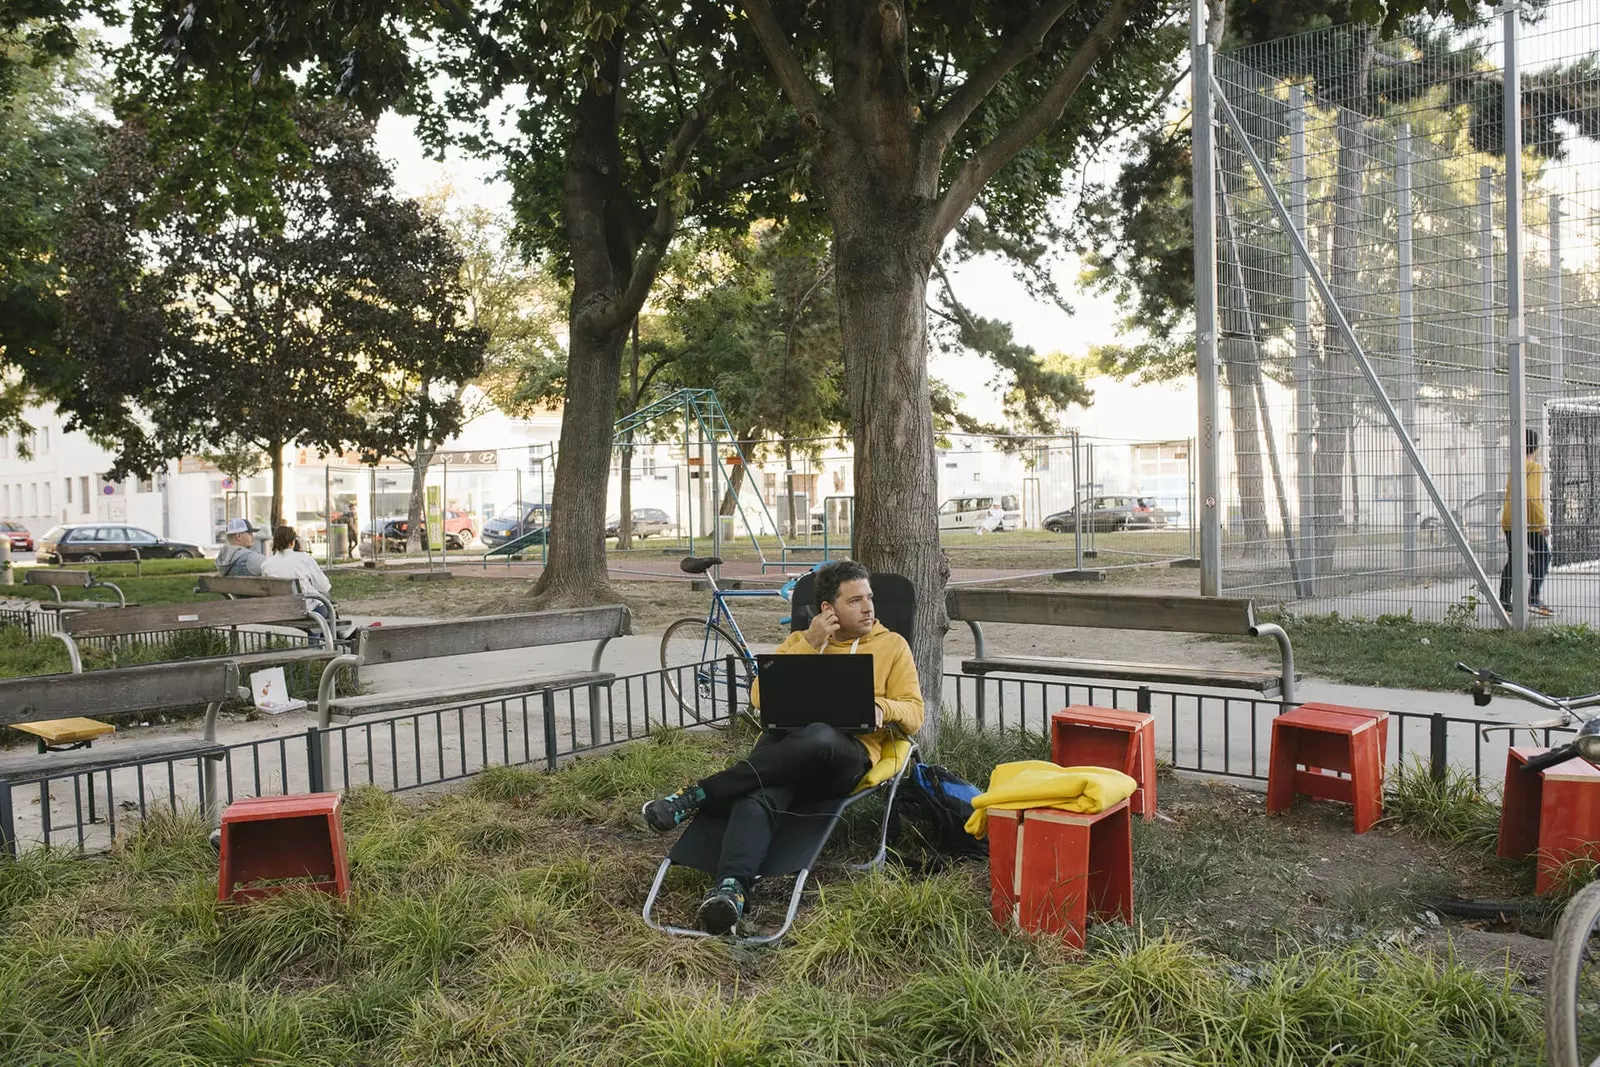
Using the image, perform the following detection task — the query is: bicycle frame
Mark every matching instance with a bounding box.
[1459,662,1600,738]
[689,565,816,680]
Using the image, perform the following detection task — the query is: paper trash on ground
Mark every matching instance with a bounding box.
[250,666,308,715]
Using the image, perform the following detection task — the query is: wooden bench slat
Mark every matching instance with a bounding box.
[64,597,313,638]
[195,576,299,598]
[326,670,612,718]
[961,656,1288,692]
[232,649,336,669]
[23,570,93,588]
[358,607,631,666]
[0,661,239,729]
[0,737,225,782]
[946,588,1258,635]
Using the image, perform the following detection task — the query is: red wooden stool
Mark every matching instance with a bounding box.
[1266,703,1388,833]
[1498,747,1600,896]
[217,792,350,903]
[987,800,1133,949]
[1050,706,1157,819]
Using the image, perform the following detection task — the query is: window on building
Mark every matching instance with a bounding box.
[137,477,154,494]
[42,482,51,515]
[1,486,8,515]
[80,476,90,514]
[28,483,37,515]
[0,434,9,459]
[64,478,72,505]
[39,427,48,455]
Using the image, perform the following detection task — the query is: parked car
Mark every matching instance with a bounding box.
[361,515,474,552]
[482,503,551,548]
[1419,490,1502,542]
[1044,497,1169,533]
[0,521,34,552]
[39,523,203,564]
[938,494,1021,533]
[606,508,670,539]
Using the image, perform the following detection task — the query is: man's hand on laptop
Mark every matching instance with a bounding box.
[805,606,840,651]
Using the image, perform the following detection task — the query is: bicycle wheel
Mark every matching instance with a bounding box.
[1547,878,1600,1067]
[659,617,752,722]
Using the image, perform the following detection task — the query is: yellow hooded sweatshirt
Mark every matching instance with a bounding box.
[749,621,924,764]
[964,760,1138,838]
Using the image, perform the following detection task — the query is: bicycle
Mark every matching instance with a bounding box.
[658,556,821,717]
[1455,662,1600,1067]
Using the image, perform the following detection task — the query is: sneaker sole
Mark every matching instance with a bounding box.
[698,895,741,935]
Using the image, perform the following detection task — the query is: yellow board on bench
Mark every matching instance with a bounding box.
[12,717,117,746]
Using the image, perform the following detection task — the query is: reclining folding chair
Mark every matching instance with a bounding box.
[641,571,919,945]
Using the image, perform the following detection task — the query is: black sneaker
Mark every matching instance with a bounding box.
[641,785,704,832]
[697,878,745,935]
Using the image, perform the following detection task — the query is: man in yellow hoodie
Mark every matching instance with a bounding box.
[642,560,924,933]
[1499,428,1552,617]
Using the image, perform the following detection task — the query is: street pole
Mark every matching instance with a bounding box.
[1191,0,1222,595]
[1397,125,1419,578]
[1503,6,1529,630]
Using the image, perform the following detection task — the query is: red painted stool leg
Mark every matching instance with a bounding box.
[1266,720,1299,815]
[987,809,1022,928]
[1018,811,1091,949]
[1087,803,1134,924]
[1348,726,1383,834]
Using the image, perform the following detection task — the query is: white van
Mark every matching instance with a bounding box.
[938,493,1021,532]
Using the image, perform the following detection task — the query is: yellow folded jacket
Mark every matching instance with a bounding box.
[965,760,1138,838]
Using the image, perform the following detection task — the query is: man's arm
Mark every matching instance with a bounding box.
[244,551,265,577]
[1530,462,1549,532]
[875,636,925,734]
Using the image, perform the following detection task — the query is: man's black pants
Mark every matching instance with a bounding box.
[696,722,871,891]
[1499,529,1551,606]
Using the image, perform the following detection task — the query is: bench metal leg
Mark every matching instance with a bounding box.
[0,782,13,857]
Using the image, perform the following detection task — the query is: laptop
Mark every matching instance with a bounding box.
[756,654,878,733]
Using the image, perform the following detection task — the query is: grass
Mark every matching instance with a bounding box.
[0,729,1544,1066]
[1233,609,1600,695]
[1383,758,1504,850]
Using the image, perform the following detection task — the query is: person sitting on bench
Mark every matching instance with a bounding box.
[642,560,924,933]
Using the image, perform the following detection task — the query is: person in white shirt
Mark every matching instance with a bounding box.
[261,525,334,643]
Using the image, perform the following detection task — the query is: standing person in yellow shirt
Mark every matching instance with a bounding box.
[641,560,924,934]
[1500,428,1552,617]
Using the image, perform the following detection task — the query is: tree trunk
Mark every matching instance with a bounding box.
[406,441,435,553]
[719,428,760,517]
[828,195,948,739]
[534,322,630,606]
[268,439,285,530]
[1314,27,1375,567]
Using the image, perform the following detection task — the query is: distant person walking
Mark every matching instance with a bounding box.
[1499,428,1552,617]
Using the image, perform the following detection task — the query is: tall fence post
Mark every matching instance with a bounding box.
[306,726,325,793]
[1071,432,1084,571]
[1503,5,1529,631]
[542,690,559,771]
[1289,84,1314,589]
[0,782,14,857]
[1397,124,1419,578]
[1429,713,1448,783]
[1548,193,1564,400]
[1478,166,1497,493]
[724,654,738,722]
[1191,0,1222,596]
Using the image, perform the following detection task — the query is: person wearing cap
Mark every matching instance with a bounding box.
[1500,428,1552,617]
[217,518,266,577]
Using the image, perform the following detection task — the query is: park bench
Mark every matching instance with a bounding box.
[0,660,243,851]
[194,574,349,644]
[24,568,126,612]
[946,588,1297,702]
[53,597,336,675]
[314,605,632,739]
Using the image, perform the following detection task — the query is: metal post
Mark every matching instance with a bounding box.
[1191,0,1222,595]
[324,464,332,567]
[1504,6,1529,631]
[368,466,377,562]
[306,727,325,793]
[1071,432,1084,570]
[1549,193,1564,399]
[441,457,448,568]
[542,690,559,771]
[1188,437,1197,559]
[1397,125,1419,577]
[1479,166,1497,491]
[1428,713,1447,783]
[1290,85,1314,587]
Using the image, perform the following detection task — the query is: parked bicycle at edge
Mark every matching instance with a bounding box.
[1456,662,1600,1067]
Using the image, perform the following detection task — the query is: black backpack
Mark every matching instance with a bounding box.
[888,759,988,868]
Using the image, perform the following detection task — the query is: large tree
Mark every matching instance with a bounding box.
[53,105,487,525]
[127,0,796,607]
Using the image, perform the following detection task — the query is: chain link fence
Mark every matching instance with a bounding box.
[1208,1,1600,624]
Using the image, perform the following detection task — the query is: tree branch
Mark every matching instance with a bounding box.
[738,0,826,133]
[931,0,1143,241]
[923,1,1078,160]
[591,78,731,335]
